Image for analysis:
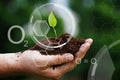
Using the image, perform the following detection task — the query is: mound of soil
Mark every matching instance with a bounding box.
[30,33,85,56]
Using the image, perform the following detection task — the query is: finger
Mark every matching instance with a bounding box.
[43,62,75,79]
[75,38,93,59]
[57,62,75,74]
[47,53,74,66]
[49,62,75,77]
[85,38,93,45]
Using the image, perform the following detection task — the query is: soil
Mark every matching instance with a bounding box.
[30,33,85,56]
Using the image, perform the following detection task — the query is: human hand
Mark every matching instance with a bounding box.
[17,50,74,79]
[15,38,93,80]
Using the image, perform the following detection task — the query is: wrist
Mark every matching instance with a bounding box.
[0,53,25,77]
[6,52,25,75]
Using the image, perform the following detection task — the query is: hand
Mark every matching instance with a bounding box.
[62,38,93,73]
[15,38,93,80]
[17,50,74,79]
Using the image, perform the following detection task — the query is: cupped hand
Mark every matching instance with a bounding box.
[17,38,93,80]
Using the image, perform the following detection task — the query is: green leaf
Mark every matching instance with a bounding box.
[48,11,57,28]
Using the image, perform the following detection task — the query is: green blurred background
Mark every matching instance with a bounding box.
[0,0,120,80]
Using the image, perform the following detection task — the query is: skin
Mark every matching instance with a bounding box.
[0,38,93,80]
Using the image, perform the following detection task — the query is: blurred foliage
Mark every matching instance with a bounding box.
[0,0,120,80]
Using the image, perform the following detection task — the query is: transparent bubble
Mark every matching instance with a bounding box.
[29,3,76,49]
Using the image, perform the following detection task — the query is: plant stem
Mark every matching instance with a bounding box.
[53,27,57,37]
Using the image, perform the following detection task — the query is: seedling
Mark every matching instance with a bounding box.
[48,11,57,37]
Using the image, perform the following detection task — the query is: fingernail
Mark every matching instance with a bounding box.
[64,53,73,61]
[85,38,93,44]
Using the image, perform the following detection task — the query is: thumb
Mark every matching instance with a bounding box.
[47,53,74,66]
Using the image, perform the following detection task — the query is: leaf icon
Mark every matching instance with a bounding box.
[48,11,57,28]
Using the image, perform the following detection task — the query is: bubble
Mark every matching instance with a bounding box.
[29,3,76,49]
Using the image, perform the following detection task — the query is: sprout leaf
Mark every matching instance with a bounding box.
[48,11,57,28]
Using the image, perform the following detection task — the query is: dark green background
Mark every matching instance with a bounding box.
[0,0,120,80]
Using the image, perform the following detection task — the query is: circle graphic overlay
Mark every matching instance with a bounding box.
[8,25,25,44]
[29,3,76,49]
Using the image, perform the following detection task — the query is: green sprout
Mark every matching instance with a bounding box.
[48,11,57,37]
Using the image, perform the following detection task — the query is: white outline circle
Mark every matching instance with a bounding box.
[75,58,82,64]
[8,25,25,44]
[91,58,97,65]
[29,3,75,49]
